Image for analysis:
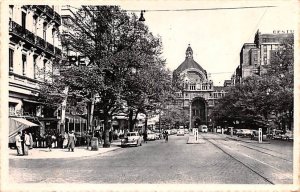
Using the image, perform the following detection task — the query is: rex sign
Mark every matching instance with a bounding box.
[67,56,92,66]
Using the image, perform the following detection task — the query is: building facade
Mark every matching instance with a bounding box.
[235,30,294,82]
[8,5,62,140]
[173,45,226,129]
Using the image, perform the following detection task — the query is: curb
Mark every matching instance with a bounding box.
[226,136,270,144]
[9,146,122,159]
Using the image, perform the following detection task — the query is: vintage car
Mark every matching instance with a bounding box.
[121,132,143,147]
[282,130,293,141]
[147,131,156,141]
[236,129,252,137]
[177,129,185,136]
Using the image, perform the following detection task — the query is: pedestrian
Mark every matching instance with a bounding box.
[15,131,23,156]
[29,132,34,149]
[46,132,53,152]
[63,131,69,149]
[164,131,168,143]
[23,131,30,155]
[143,131,148,143]
[86,130,92,149]
[68,130,76,152]
[109,130,113,143]
[94,130,100,144]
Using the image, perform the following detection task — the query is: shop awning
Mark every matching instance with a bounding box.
[23,99,43,104]
[9,118,39,142]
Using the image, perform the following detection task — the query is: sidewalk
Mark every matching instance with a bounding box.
[9,140,122,159]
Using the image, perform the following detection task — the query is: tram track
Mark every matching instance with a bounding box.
[237,144,292,162]
[201,136,275,184]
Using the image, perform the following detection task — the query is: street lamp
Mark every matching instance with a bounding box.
[139,10,146,21]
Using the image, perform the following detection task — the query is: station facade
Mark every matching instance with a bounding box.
[173,45,226,129]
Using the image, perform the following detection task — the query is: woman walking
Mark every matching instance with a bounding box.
[68,130,76,152]
[63,131,69,149]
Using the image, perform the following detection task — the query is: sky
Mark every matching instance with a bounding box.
[115,0,297,85]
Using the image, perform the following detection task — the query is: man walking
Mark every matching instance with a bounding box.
[15,131,23,156]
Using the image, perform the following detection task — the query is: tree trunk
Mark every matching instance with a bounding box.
[59,86,69,135]
[144,113,148,134]
[129,108,134,132]
[103,112,110,148]
[89,93,95,133]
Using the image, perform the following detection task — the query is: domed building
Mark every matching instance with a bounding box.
[173,45,226,129]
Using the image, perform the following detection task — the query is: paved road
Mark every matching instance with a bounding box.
[9,133,293,184]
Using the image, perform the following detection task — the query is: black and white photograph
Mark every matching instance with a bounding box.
[1,0,299,191]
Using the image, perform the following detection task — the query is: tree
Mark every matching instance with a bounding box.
[211,38,294,131]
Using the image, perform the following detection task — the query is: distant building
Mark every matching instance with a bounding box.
[8,5,62,140]
[235,30,294,81]
[173,45,226,128]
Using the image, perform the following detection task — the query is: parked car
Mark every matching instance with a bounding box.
[272,129,284,140]
[121,132,143,147]
[153,131,162,140]
[147,131,156,141]
[251,130,267,141]
[235,129,252,137]
[282,130,293,141]
[184,129,189,134]
[216,128,222,133]
[171,129,177,135]
[200,125,208,133]
[177,129,185,136]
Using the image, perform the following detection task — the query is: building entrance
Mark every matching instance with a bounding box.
[191,97,207,127]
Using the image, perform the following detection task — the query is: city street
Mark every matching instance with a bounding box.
[9,133,293,184]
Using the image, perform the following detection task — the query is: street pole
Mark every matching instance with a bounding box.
[189,100,192,130]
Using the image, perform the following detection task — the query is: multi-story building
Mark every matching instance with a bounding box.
[8,5,62,141]
[235,29,294,81]
[173,45,227,128]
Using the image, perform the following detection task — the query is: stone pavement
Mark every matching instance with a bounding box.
[9,140,122,159]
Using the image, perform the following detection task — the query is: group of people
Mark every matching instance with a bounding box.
[15,131,33,156]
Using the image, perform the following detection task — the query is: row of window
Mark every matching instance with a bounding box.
[185,84,213,90]
[176,92,226,99]
[9,48,48,80]
[9,6,58,44]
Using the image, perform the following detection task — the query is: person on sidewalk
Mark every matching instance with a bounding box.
[15,131,23,156]
[23,131,30,155]
[68,130,76,152]
[143,131,148,143]
[29,132,34,149]
[46,132,53,152]
[164,131,168,143]
[63,131,69,149]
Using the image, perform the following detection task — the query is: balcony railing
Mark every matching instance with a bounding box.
[55,47,62,55]
[36,36,45,49]
[25,29,35,44]
[46,42,54,54]
[9,20,25,38]
[10,20,61,57]
[34,5,61,25]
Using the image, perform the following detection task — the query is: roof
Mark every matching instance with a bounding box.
[174,45,207,76]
